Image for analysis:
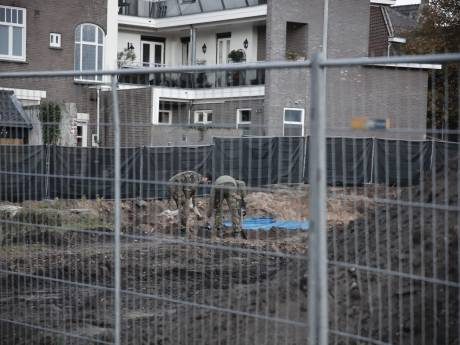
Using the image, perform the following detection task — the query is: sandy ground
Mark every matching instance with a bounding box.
[0,180,458,345]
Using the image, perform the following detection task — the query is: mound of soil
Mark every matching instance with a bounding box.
[329,166,459,344]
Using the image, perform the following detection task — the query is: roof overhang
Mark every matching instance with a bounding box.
[0,87,47,102]
[388,36,407,44]
[371,63,442,70]
[118,4,267,30]
[370,0,396,5]
[0,91,33,129]
[153,85,264,100]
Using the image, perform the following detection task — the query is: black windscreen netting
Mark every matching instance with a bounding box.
[48,146,141,199]
[141,145,212,199]
[0,145,47,201]
[373,139,432,186]
[211,137,305,186]
[304,137,373,185]
[0,138,457,202]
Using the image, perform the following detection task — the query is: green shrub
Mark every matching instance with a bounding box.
[40,101,62,144]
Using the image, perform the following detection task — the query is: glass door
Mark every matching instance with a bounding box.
[217,38,231,64]
[216,37,231,86]
[141,41,164,67]
[142,41,165,84]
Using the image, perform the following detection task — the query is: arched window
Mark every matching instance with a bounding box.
[75,23,104,81]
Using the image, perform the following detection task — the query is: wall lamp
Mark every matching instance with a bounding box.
[243,38,248,49]
[202,43,207,54]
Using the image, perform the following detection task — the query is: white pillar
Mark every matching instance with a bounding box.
[190,27,197,65]
[105,0,119,71]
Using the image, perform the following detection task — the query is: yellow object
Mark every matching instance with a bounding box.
[351,116,390,130]
[351,116,368,129]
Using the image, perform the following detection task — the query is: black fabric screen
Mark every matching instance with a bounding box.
[141,145,212,199]
[0,145,47,201]
[211,137,305,186]
[0,138,457,202]
[373,139,432,186]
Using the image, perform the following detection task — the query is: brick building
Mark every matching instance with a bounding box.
[0,0,435,146]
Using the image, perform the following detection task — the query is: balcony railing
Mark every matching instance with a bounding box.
[118,65,265,88]
[118,0,267,19]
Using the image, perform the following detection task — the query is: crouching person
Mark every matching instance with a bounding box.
[207,175,247,239]
[168,171,207,233]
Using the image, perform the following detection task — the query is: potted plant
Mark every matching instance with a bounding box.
[227,49,246,63]
[286,50,306,61]
[117,48,136,68]
[227,49,247,86]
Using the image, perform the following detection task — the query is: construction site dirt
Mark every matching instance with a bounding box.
[0,178,458,344]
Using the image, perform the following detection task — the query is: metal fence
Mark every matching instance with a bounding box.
[0,52,459,345]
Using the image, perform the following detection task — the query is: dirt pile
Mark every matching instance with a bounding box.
[0,180,458,344]
[330,167,459,345]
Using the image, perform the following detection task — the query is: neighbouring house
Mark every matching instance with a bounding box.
[369,2,420,57]
[0,0,434,146]
[0,0,114,146]
[0,90,32,144]
[391,3,423,21]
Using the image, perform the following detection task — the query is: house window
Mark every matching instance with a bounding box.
[75,23,105,82]
[194,110,212,124]
[237,108,251,136]
[237,109,251,124]
[0,6,26,62]
[158,110,172,125]
[76,113,88,147]
[283,108,304,136]
[50,33,61,48]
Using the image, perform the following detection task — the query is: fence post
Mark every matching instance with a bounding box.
[111,75,122,345]
[45,144,51,199]
[139,146,144,200]
[308,52,328,345]
[370,137,376,184]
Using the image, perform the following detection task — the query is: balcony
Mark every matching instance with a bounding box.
[118,0,267,19]
[118,65,265,89]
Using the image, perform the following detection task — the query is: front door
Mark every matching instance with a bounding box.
[141,41,164,67]
[217,38,231,64]
[216,38,231,87]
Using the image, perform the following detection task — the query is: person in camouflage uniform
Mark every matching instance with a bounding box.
[207,175,247,239]
[168,171,206,231]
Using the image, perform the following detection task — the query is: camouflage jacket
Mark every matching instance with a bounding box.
[213,175,247,199]
[168,171,203,195]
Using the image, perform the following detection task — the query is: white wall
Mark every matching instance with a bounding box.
[195,23,258,64]
[118,22,259,67]
[105,0,119,70]
[118,31,142,65]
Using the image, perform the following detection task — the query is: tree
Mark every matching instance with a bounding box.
[40,102,61,144]
[403,0,460,141]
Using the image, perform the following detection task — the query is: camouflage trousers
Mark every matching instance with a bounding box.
[171,188,193,229]
[212,188,242,237]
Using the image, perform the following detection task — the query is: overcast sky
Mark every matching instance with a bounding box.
[394,0,421,5]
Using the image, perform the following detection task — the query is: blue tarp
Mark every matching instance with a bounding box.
[224,216,310,231]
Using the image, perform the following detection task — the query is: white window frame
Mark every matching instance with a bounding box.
[194,110,213,124]
[76,113,89,147]
[74,23,105,83]
[283,108,305,136]
[236,108,252,126]
[217,38,231,64]
[91,133,99,147]
[0,6,26,62]
[50,32,61,49]
[141,41,165,67]
[158,110,172,125]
